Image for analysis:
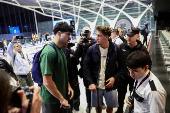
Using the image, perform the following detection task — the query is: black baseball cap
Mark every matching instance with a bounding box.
[127,28,139,36]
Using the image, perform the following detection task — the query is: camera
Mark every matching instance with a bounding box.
[67,43,75,49]
[80,30,89,37]
[16,36,24,39]
[80,30,90,43]
[82,38,89,43]
[9,86,33,111]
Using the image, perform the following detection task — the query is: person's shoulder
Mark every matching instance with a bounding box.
[89,43,96,50]
[140,44,148,52]
[148,79,157,91]
[86,43,97,55]
[146,76,166,99]
[90,38,96,44]
[137,40,147,49]
[41,45,56,55]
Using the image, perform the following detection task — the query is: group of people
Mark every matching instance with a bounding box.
[0,22,167,113]
[32,32,50,45]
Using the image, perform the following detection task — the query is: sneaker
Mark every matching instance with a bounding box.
[86,106,91,113]
[102,103,106,109]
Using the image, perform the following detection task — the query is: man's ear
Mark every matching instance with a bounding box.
[144,65,149,71]
[57,31,61,37]
[136,34,139,39]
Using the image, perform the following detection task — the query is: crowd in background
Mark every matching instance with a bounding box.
[0,22,166,113]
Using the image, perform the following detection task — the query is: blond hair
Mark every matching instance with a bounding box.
[119,30,124,37]
[96,25,111,37]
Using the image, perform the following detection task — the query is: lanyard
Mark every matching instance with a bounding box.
[132,71,150,97]
[136,71,150,90]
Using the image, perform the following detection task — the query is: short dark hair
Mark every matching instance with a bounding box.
[145,23,149,27]
[0,69,12,113]
[112,29,119,35]
[53,22,73,35]
[96,25,111,37]
[126,51,152,69]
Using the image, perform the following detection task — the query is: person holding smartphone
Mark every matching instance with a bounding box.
[7,36,34,87]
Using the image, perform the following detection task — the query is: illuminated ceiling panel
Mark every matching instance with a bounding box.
[0,0,153,32]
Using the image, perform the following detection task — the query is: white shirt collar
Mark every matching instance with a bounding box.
[137,70,149,84]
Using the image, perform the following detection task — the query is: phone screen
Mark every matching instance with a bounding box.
[16,36,24,39]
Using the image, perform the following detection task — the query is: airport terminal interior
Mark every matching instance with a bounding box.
[0,0,170,113]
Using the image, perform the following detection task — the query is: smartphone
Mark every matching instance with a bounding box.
[16,36,24,39]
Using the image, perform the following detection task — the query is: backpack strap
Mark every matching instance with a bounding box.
[92,43,97,57]
[48,43,58,62]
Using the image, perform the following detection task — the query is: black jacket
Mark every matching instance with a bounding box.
[119,40,152,78]
[65,48,79,82]
[83,41,122,91]
[73,38,96,76]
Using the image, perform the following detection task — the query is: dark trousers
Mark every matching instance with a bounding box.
[42,103,70,113]
[82,75,91,108]
[117,75,134,109]
[143,35,148,46]
[86,87,91,107]
[3,47,7,55]
[72,81,80,110]
[69,78,80,111]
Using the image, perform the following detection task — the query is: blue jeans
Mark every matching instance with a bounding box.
[3,47,7,55]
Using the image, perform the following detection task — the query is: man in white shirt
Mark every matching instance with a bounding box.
[126,51,166,113]
[7,36,34,87]
[111,29,123,45]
